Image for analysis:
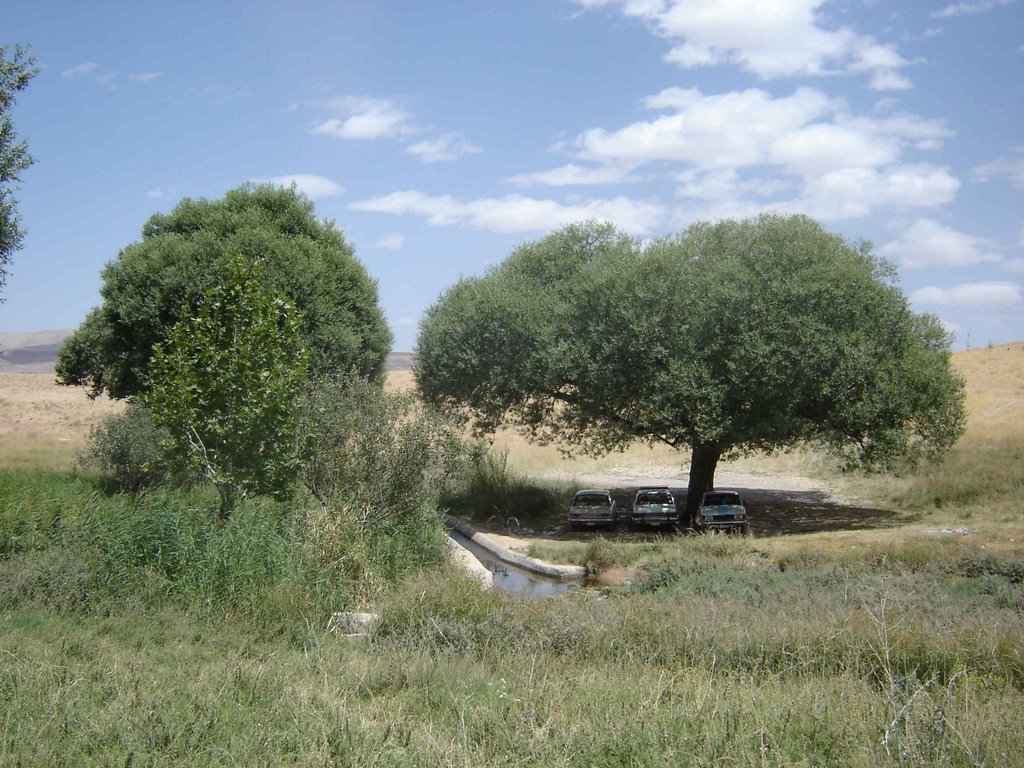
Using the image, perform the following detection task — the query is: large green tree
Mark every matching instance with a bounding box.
[57,184,391,397]
[416,215,966,520]
[146,256,309,517]
[0,43,38,300]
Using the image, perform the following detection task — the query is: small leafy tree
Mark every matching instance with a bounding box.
[1,43,38,300]
[146,256,309,517]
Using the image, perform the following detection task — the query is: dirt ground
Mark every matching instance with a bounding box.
[484,465,898,552]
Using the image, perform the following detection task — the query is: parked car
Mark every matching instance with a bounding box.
[567,489,618,528]
[696,490,749,534]
[632,487,678,527]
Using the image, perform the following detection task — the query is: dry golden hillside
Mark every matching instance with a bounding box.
[2,342,1022,472]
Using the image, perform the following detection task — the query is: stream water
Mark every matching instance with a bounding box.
[448,531,583,599]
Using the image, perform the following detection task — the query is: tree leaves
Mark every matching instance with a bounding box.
[416,214,966,482]
[145,256,309,517]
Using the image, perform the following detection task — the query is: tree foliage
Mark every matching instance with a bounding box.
[145,256,309,517]
[416,215,967,518]
[57,183,391,397]
[0,43,38,299]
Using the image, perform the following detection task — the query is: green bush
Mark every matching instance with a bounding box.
[298,377,464,596]
[441,446,576,526]
[79,402,170,491]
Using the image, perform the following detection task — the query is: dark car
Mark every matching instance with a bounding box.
[632,487,678,527]
[696,490,749,534]
[568,489,618,528]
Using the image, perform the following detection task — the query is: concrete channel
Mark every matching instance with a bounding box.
[444,515,587,599]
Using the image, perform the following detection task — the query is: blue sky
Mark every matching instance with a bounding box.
[3,0,1022,352]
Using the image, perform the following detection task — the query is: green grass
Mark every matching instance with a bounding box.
[3,555,1023,766]
[3,442,1024,766]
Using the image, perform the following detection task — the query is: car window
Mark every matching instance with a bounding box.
[574,493,611,506]
[704,493,741,506]
[638,491,672,504]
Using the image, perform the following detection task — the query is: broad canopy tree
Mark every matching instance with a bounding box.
[415,214,966,521]
[57,184,392,398]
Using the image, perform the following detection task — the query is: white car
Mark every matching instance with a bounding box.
[568,489,618,527]
[697,490,749,534]
[632,487,678,527]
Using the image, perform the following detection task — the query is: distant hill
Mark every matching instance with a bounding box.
[0,330,74,373]
[0,329,414,374]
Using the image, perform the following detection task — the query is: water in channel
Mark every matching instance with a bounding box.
[448,531,582,599]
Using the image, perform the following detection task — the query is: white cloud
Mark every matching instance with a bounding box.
[578,87,837,168]
[879,218,1002,268]
[675,168,791,201]
[837,112,953,150]
[372,233,405,250]
[61,62,98,78]
[791,164,959,220]
[128,72,162,83]
[561,86,958,221]
[1003,258,1024,273]
[405,132,481,163]
[311,97,414,141]
[250,174,344,200]
[574,0,912,88]
[972,146,1024,188]
[931,0,1014,18]
[505,163,638,187]
[911,282,1022,306]
[350,191,664,235]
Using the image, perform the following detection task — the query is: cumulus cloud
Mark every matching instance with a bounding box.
[972,146,1024,188]
[560,86,958,221]
[574,0,912,88]
[311,97,415,141]
[879,219,1002,268]
[505,163,639,187]
[405,132,481,163]
[910,282,1022,306]
[931,0,1014,18]
[350,191,664,235]
[249,174,344,200]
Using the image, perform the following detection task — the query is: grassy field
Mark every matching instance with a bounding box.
[2,344,1023,765]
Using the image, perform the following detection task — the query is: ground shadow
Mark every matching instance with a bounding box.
[489,483,900,540]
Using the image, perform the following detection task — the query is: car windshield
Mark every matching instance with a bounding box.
[638,492,672,505]
[703,493,741,506]
[574,493,610,506]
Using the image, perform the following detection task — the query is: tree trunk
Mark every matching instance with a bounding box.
[217,483,235,522]
[684,443,722,526]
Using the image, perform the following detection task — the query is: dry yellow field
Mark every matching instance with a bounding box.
[0,373,122,469]
[3,342,1022,478]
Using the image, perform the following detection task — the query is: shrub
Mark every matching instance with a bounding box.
[79,402,169,491]
[441,446,576,526]
[297,377,464,596]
